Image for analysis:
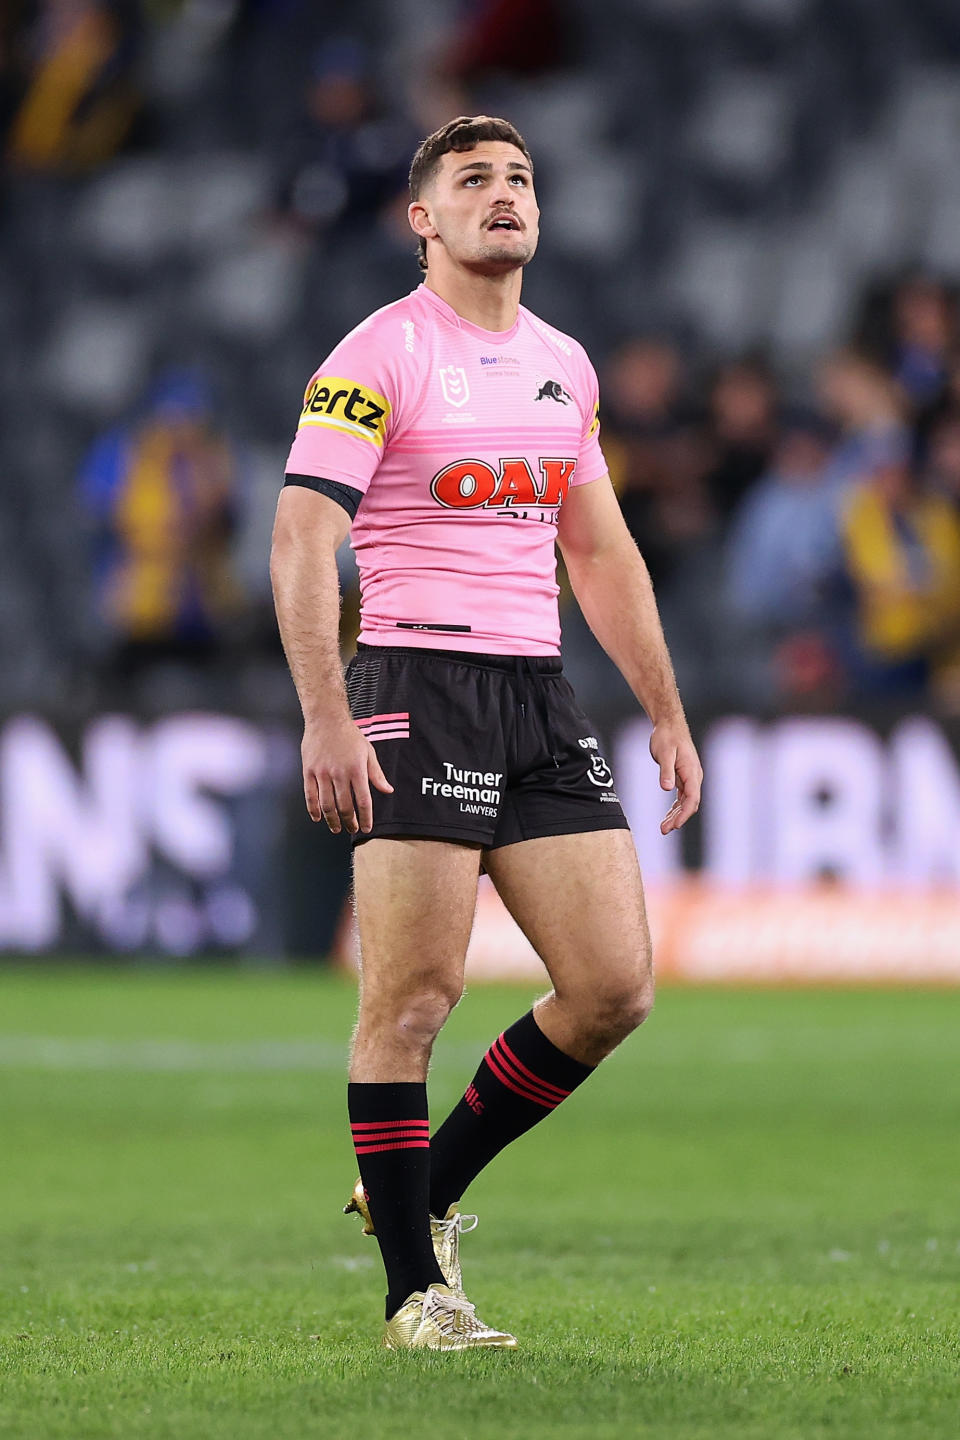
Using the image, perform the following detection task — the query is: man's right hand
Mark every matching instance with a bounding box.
[301,717,394,835]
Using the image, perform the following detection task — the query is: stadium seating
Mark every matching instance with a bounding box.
[2,0,960,710]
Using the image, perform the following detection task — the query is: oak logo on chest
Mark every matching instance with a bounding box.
[430,457,577,509]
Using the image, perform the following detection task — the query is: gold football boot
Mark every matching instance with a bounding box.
[383,1284,517,1350]
[343,1178,478,1296]
[429,1205,477,1296]
[343,1178,377,1236]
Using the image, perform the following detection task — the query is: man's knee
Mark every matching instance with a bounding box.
[360,980,463,1050]
[582,970,654,1052]
[395,985,462,1046]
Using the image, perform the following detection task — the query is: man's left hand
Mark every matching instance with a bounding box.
[649,723,703,834]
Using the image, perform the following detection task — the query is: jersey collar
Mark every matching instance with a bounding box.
[416,283,521,346]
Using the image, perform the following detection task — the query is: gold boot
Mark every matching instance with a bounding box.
[383,1284,517,1350]
[343,1178,477,1296]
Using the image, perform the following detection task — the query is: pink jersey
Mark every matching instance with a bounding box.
[284,283,609,654]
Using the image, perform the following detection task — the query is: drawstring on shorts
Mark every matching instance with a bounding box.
[513,656,560,768]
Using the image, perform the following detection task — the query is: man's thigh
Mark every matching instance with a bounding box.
[352,837,482,1002]
[481,828,652,1001]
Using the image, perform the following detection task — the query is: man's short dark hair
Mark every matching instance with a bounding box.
[408,115,533,272]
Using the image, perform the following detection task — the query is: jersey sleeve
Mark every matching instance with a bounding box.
[284,322,400,498]
[572,353,609,487]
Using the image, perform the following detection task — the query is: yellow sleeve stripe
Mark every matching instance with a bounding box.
[297,412,385,447]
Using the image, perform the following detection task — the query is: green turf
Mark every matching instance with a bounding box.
[0,969,958,1440]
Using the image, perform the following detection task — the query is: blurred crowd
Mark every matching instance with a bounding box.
[3,0,960,720]
[601,273,960,713]
[1,0,141,179]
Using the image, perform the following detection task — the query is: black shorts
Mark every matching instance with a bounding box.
[345,644,630,849]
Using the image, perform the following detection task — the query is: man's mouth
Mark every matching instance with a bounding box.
[487,214,521,232]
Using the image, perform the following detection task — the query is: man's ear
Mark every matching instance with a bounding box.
[408,199,438,242]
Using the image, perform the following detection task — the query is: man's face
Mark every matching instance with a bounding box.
[411,141,539,275]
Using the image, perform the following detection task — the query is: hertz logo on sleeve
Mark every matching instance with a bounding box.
[588,402,600,438]
[299,376,391,447]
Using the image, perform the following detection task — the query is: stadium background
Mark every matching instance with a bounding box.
[3,0,960,975]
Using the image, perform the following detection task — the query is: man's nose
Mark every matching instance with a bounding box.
[488,179,515,207]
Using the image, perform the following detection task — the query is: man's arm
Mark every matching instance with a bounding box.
[556,475,702,833]
[270,485,392,834]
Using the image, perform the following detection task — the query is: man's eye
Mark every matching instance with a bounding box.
[510,175,527,185]
[464,175,483,185]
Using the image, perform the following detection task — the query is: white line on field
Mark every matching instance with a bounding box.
[0,1036,490,1072]
[0,1024,953,1073]
[0,1036,348,1070]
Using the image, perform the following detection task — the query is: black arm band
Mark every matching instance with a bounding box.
[283,473,363,520]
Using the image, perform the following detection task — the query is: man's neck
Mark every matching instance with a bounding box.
[425,266,522,332]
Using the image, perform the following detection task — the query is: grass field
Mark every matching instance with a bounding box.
[1,968,958,1440]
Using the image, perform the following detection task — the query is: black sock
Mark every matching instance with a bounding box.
[347,1082,446,1318]
[428,1011,594,1219]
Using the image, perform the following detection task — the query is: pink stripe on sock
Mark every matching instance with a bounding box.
[495,1034,570,1101]
[489,1045,562,1108]
[484,1046,558,1109]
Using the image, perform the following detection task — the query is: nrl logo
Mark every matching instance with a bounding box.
[439,364,470,408]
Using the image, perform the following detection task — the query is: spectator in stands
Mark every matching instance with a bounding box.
[274,36,413,239]
[439,0,572,81]
[701,358,779,529]
[605,337,686,439]
[927,414,960,517]
[723,413,847,704]
[78,368,244,681]
[890,273,957,411]
[4,0,140,175]
[840,451,960,699]
[817,348,910,493]
[603,338,711,592]
[416,0,575,129]
[915,344,960,448]
[725,412,839,630]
